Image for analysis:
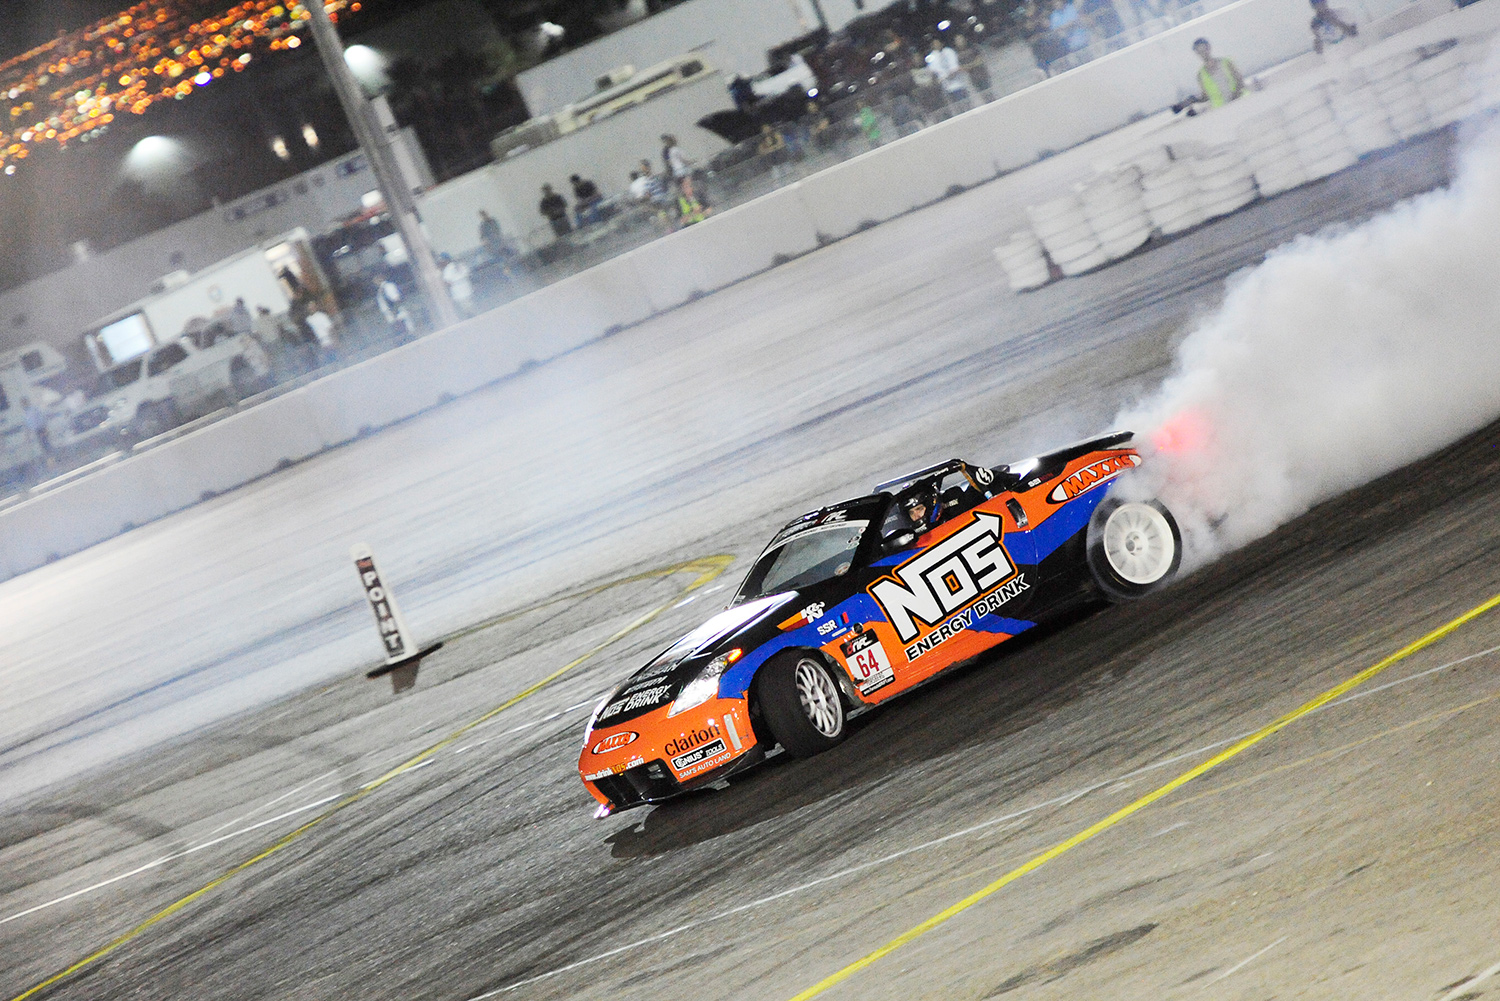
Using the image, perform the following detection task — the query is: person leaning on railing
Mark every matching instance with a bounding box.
[1191,37,1244,107]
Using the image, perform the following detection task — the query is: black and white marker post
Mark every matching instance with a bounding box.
[352,543,443,693]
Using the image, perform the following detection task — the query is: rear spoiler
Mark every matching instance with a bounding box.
[1007,431,1135,488]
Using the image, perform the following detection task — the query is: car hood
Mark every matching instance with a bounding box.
[590,592,797,729]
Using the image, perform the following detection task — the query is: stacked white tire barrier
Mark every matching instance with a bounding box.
[993,230,1051,291]
[1283,86,1358,181]
[1368,50,1432,139]
[1028,194,1107,276]
[1416,42,1483,127]
[1139,158,1204,235]
[1327,75,1400,156]
[1186,144,1257,220]
[1079,167,1153,260]
[1237,108,1307,197]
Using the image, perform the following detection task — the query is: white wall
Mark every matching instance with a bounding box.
[0,0,1480,583]
[516,0,818,117]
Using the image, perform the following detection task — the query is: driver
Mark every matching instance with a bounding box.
[899,486,941,534]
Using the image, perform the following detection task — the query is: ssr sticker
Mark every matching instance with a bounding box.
[868,512,1016,643]
[1047,453,1142,503]
[841,630,895,694]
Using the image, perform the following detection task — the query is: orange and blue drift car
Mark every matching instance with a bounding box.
[578,432,1181,816]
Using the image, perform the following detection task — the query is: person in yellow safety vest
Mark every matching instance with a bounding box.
[1192,38,1245,107]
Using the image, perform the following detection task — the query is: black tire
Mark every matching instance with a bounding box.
[755,652,847,758]
[231,358,271,400]
[132,400,180,441]
[1086,497,1183,602]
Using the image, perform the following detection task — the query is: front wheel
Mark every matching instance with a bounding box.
[756,652,847,758]
[1086,497,1182,601]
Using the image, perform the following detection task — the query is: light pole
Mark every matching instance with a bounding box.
[304,3,459,331]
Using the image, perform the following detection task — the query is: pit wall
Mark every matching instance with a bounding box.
[0,0,1474,583]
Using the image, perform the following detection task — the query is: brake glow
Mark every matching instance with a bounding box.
[668,648,741,716]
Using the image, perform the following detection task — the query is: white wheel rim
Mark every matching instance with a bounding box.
[1102,503,1175,585]
[795,659,843,737]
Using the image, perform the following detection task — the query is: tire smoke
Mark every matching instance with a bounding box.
[1116,113,1500,568]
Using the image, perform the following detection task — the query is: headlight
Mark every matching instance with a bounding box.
[668,649,741,717]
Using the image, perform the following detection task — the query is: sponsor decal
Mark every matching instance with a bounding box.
[671,737,729,774]
[779,601,828,632]
[822,509,848,523]
[973,465,994,486]
[817,618,840,636]
[841,629,895,694]
[665,721,723,757]
[354,554,407,658]
[589,731,639,755]
[904,574,1029,660]
[583,768,614,781]
[596,684,673,724]
[868,512,1016,644]
[1047,454,1142,503]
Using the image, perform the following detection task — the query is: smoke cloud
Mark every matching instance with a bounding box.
[1116,111,1500,568]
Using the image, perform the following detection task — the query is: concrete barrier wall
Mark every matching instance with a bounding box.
[1,0,1472,582]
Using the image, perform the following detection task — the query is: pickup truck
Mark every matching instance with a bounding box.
[65,327,272,446]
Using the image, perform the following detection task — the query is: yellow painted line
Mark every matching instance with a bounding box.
[788,590,1500,1001]
[8,555,734,1001]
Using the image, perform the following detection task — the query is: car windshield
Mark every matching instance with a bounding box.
[738,521,869,600]
[93,360,143,396]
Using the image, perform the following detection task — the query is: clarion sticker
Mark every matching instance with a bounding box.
[664,721,722,758]
[1047,453,1142,503]
[904,573,1030,661]
[868,512,1016,643]
[589,731,639,755]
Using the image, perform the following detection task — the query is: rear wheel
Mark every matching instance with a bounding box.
[756,652,846,758]
[132,400,180,441]
[1086,497,1182,601]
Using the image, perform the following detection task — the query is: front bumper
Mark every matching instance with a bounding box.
[578,696,760,813]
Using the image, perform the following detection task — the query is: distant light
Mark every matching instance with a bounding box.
[938,19,952,29]
[302,122,319,148]
[539,20,565,38]
[237,53,252,65]
[807,87,818,97]
[3,165,15,176]
[975,23,985,32]
[270,135,290,160]
[343,44,388,90]
[193,71,211,85]
[871,51,885,63]
[285,35,301,48]
[124,135,187,183]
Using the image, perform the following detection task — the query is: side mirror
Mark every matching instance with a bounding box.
[884,530,917,551]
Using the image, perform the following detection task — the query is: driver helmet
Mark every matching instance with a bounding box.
[899,486,939,530]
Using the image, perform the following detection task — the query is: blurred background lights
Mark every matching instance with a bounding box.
[301,122,319,148]
[270,134,290,160]
[342,44,388,91]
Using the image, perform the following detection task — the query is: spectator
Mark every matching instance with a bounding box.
[1192,37,1244,107]
[660,134,698,203]
[805,100,833,149]
[925,39,971,109]
[1050,0,1091,54]
[856,103,883,147]
[21,397,50,461]
[955,36,992,101]
[229,297,253,339]
[278,310,317,375]
[570,174,604,227]
[890,92,925,136]
[305,308,337,366]
[478,210,504,260]
[375,274,415,344]
[440,253,475,317]
[1080,0,1124,42]
[1310,0,1358,54]
[539,183,571,237]
[757,124,791,182]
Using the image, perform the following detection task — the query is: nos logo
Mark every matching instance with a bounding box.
[868,512,1016,643]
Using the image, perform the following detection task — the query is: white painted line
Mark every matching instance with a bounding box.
[1438,957,1500,1001]
[1151,821,1189,837]
[204,769,340,836]
[1205,936,1287,986]
[0,795,340,927]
